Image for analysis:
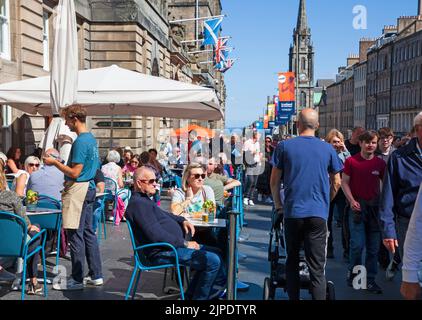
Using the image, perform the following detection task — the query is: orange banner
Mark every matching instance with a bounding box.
[263,115,269,129]
[278,72,295,102]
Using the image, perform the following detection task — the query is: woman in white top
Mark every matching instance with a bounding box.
[13,156,40,197]
[101,150,130,224]
[171,162,215,217]
[101,150,124,189]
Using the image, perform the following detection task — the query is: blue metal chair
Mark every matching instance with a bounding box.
[94,195,107,241]
[26,195,62,267]
[0,211,48,300]
[104,177,118,225]
[125,221,185,300]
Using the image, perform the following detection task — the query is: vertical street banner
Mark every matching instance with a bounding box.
[276,72,296,125]
[263,115,269,129]
[278,72,295,102]
[267,104,275,121]
[276,102,295,125]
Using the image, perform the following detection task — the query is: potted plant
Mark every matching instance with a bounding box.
[202,200,215,222]
[26,189,39,211]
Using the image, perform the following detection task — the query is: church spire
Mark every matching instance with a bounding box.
[296,0,308,33]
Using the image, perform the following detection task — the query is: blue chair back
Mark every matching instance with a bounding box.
[0,211,27,257]
[37,195,62,209]
[126,220,149,267]
[104,177,118,195]
[28,195,62,230]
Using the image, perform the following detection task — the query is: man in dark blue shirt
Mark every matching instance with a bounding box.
[270,109,343,300]
[125,166,226,300]
[380,112,422,277]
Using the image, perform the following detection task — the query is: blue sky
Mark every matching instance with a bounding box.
[222,0,418,128]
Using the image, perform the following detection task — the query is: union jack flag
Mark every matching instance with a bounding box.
[214,38,229,64]
[203,17,223,46]
[219,59,235,73]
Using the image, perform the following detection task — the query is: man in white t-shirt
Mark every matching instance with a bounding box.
[243,131,263,206]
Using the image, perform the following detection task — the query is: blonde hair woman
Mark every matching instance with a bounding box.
[13,156,41,197]
[325,129,350,164]
[325,129,350,259]
[171,163,215,217]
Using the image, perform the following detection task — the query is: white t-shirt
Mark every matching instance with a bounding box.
[12,170,30,194]
[243,139,261,164]
[171,185,215,216]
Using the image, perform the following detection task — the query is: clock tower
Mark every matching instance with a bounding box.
[289,0,314,111]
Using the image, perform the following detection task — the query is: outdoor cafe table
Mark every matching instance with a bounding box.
[186,217,226,228]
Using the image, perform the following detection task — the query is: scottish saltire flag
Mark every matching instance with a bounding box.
[203,17,223,46]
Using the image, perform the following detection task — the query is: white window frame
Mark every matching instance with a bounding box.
[42,11,49,71]
[0,0,11,60]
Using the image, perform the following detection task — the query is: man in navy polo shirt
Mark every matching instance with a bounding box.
[270,109,343,300]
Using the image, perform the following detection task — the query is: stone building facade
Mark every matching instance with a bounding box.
[0,0,225,158]
[390,16,422,136]
[323,13,422,137]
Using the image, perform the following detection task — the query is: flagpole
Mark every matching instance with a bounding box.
[195,0,199,49]
[181,36,231,44]
[169,14,226,24]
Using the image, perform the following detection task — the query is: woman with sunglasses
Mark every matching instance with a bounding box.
[171,163,215,217]
[171,163,218,248]
[13,156,40,197]
[123,154,140,176]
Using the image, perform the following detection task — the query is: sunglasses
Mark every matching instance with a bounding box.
[130,161,139,164]
[139,178,159,185]
[265,140,271,143]
[191,173,206,180]
[29,163,40,168]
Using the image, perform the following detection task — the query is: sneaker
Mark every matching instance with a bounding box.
[243,198,249,206]
[83,276,104,286]
[366,281,383,294]
[53,278,84,291]
[265,197,273,204]
[27,282,43,295]
[248,200,255,206]
[0,268,16,282]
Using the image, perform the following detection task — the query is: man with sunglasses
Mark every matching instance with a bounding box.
[28,148,64,201]
[126,166,227,300]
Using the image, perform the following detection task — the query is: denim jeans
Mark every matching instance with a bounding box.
[243,174,258,199]
[152,245,226,300]
[348,202,381,281]
[67,188,103,283]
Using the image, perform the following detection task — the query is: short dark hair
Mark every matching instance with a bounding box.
[61,105,87,123]
[378,127,394,138]
[359,130,379,143]
[139,151,150,165]
[148,148,158,155]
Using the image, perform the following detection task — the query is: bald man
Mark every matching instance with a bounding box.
[125,166,226,300]
[27,148,65,200]
[270,108,343,300]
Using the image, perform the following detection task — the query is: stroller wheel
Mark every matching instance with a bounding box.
[326,281,336,300]
[263,277,275,300]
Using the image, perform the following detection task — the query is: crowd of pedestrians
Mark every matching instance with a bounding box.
[0,103,421,301]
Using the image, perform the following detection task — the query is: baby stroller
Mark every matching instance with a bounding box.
[263,209,336,300]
